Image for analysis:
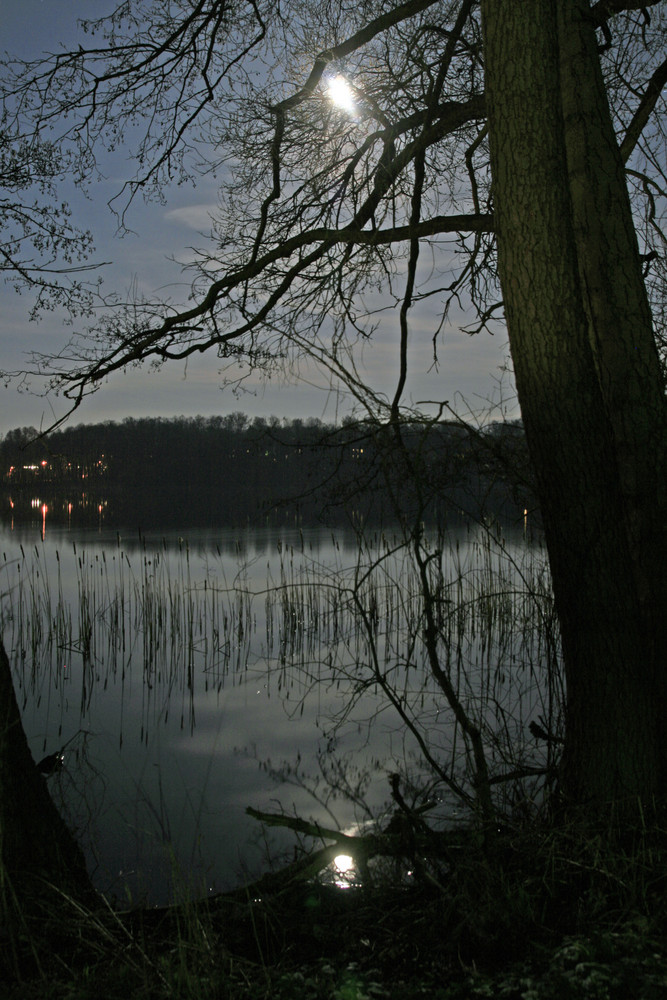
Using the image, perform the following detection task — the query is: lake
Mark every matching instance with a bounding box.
[0,513,560,904]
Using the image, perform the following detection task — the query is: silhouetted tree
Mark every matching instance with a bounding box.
[2,0,666,822]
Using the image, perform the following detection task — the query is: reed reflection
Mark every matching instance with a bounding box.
[0,518,558,903]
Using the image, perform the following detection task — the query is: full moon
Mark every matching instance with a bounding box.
[327,75,355,113]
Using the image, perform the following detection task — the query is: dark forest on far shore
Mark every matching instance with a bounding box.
[0,414,535,531]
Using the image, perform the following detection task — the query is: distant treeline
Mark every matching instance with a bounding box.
[0,414,536,531]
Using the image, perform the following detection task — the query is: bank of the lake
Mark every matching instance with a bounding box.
[4,821,667,999]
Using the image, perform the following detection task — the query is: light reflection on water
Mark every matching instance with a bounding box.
[0,520,556,904]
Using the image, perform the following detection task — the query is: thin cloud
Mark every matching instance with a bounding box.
[164,205,218,231]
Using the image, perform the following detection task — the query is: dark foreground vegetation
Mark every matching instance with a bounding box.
[4,807,667,999]
[0,414,533,530]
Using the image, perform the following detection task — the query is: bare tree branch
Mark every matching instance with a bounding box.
[592,0,662,23]
[620,53,667,162]
[276,0,443,113]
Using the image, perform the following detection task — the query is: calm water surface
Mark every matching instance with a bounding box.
[1,515,551,903]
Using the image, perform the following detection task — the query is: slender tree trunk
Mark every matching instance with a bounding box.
[480,0,667,810]
[0,639,93,923]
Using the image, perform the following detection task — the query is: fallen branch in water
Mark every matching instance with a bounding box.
[245,805,387,882]
[244,793,472,891]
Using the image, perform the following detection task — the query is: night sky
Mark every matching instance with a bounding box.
[1,0,515,438]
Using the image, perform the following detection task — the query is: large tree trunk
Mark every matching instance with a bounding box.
[480,0,667,810]
[0,639,94,946]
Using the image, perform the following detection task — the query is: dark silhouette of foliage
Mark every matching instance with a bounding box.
[0,414,532,530]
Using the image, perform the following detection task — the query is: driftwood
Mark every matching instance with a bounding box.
[244,805,389,884]
[242,790,469,894]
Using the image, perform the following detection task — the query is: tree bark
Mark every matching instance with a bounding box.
[480,0,667,810]
[0,639,93,921]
